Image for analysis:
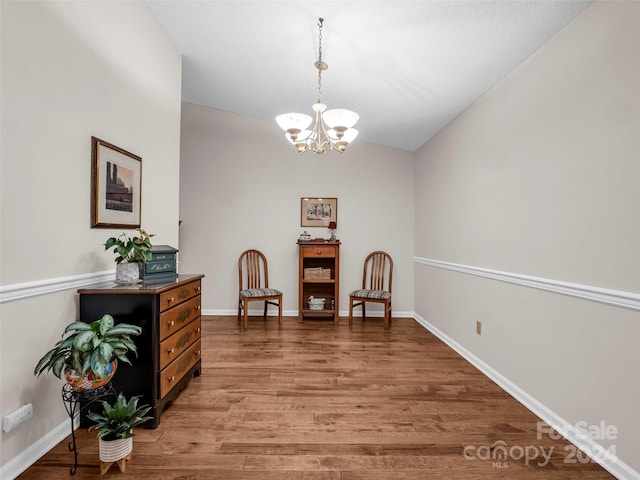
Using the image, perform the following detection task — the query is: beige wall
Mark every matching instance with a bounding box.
[0,1,182,474]
[178,103,415,317]
[414,0,639,474]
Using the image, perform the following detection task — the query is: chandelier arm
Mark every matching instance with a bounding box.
[319,115,340,153]
[308,111,324,153]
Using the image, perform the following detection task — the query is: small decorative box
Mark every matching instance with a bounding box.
[299,231,311,242]
[143,245,178,283]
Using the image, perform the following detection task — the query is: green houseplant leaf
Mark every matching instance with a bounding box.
[87,393,153,440]
[104,228,155,264]
[34,314,142,381]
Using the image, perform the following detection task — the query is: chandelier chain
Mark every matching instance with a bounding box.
[317,18,324,103]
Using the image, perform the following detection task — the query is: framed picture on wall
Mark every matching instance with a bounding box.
[91,136,142,228]
[301,197,337,227]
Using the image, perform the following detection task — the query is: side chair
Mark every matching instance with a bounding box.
[348,251,393,329]
[237,249,283,329]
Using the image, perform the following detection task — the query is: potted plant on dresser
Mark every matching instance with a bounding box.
[33,314,142,392]
[87,392,152,475]
[104,228,154,284]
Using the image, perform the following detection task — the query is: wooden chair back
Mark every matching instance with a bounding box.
[238,249,270,291]
[362,251,393,293]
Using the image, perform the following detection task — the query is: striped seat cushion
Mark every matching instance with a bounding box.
[240,288,282,299]
[349,289,391,300]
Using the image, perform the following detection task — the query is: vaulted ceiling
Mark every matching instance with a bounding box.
[146,1,592,152]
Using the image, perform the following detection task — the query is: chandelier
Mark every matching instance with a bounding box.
[275,18,359,154]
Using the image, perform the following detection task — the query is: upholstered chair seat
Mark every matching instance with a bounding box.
[348,289,391,300]
[240,288,283,299]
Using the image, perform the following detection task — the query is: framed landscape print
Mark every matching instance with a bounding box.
[91,136,142,228]
[301,197,337,227]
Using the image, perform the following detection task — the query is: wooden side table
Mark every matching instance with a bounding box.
[297,240,340,322]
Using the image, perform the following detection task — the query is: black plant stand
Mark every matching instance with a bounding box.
[61,383,115,475]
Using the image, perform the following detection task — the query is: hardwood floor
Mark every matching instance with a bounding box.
[18,315,615,479]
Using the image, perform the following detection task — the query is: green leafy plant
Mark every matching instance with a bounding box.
[104,228,154,264]
[87,393,153,440]
[33,314,142,379]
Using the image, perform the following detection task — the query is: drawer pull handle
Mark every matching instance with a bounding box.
[196,327,201,333]
[195,305,201,311]
[168,376,175,382]
[195,350,201,356]
[316,250,322,255]
[168,348,174,354]
[168,297,175,303]
[168,320,175,326]
[195,286,201,292]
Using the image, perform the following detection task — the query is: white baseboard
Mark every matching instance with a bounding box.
[0,416,77,480]
[413,313,639,480]
[202,309,414,319]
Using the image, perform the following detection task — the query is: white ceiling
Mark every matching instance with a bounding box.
[145,1,592,152]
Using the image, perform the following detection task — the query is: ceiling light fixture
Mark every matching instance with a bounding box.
[276,18,359,154]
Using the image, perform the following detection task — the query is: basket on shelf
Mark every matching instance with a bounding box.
[304,267,331,280]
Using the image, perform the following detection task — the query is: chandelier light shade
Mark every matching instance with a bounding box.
[276,18,359,154]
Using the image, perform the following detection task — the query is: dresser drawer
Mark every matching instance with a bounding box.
[302,246,336,258]
[160,339,201,398]
[159,280,202,312]
[159,296,201,340]
[159,317,201,369]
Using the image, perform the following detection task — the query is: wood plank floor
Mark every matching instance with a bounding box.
[18,315,615,479]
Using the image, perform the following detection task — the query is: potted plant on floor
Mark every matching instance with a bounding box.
[87,392,152,474]
[104,228,154,284]
[33,314,142,392]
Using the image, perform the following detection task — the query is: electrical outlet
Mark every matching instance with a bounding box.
[476,321,482,335]
[2,403,33,433]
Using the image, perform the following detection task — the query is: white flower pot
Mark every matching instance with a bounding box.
[115,263,140,284]
[98,437,133,463]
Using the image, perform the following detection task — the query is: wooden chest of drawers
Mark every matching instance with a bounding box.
[78,274,204,428]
